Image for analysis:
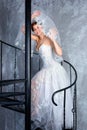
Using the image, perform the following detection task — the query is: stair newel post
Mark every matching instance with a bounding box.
[25,0,31,130]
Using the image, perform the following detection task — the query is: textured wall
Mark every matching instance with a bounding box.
[0,0,87,130]
[31,0,87,130]
[0,0,25,130]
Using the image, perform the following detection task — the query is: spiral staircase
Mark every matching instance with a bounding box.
[0,39,77,130]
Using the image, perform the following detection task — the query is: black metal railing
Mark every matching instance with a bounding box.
[0,41,26,121]
[0,40,25,108]
[0,39,30,129]
[52,60,77,130]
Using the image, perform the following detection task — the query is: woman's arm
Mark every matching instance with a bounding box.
[48,28,62,56]
[31,10,41,41]
[21,11,40,43]
[21,24,38,41]
[51,39,62,56]
[31,10,41,20]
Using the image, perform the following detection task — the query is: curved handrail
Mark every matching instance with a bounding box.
[52,60,77,106]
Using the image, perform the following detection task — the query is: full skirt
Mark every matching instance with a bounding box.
[31,62,73,130]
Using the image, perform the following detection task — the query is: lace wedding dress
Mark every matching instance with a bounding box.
[31,44,73,130]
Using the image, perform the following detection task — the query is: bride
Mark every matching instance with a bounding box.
[22,10,73,130]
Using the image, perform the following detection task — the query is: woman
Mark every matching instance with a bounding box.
[22,11,73,130]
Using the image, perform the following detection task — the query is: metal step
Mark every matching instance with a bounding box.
[0,92,25,98]
[2,105,25,113]
[0,79,26,86]
[0,97,25,105]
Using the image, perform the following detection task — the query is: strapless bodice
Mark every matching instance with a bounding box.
[39,44,57,68]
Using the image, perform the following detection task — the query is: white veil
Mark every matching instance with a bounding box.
[31,10,63,62]
[14,2,25,52]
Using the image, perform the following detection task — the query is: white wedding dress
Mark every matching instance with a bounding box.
[31,44,73,130]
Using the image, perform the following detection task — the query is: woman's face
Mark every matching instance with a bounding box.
[33,24,43,36]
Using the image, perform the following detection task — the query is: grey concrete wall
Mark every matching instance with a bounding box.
[31,0,87,130]
[0,0,87,130]
[0,0,25,130]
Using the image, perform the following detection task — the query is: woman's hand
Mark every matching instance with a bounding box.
[31,10,41,19]
[21,24,25,34]
[48,28,58,40]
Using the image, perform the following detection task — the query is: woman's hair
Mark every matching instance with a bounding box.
[31,21,37,32]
